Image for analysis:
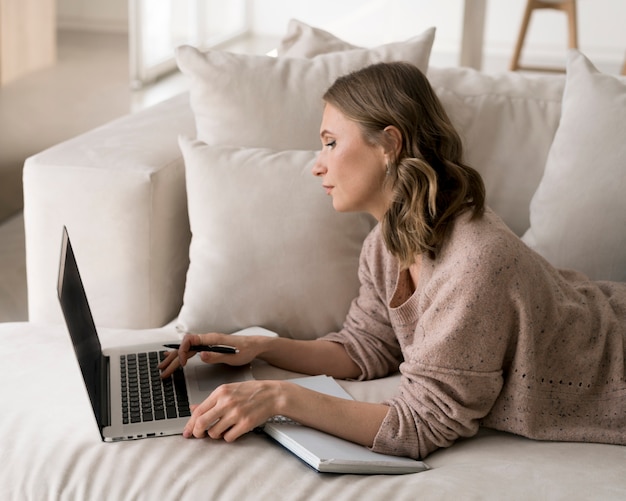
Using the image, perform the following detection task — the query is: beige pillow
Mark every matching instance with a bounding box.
[175,26,435,152]
[427,67,564,236]
[177,137,376,340]
[522,51,626,281]
[278,18,360,57]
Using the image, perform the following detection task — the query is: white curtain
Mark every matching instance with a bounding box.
[129,0,249,88]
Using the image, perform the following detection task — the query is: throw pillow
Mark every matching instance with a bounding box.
[177,137,376,340]
[522,50,626,281]
[277,18,360,57]
[175,26,435,151]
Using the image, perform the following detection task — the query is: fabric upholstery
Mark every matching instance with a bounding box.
[522,50,626,281]
[177,138,375,339]
[175,27,435,151]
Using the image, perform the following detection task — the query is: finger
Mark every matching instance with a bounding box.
[188,411,221,439]
[159,353,181,379]
[178,333,203,366]
[157,350,178,370]
[184,398,219,438]
[199,351,228,364]
[222,418,259,442]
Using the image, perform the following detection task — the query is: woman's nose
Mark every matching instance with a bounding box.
[312,155,327,177]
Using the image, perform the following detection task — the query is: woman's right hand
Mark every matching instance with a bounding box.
[158,332,261,379]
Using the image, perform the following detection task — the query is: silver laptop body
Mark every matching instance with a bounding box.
[57,227,251,442]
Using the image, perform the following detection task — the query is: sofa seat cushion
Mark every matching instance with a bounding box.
[2,321,626,500]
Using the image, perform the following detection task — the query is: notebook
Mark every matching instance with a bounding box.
[56,226,255,442]
[263,375,429,474]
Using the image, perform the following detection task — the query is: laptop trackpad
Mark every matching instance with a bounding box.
[185,357,253,404]
[194,363,253,391]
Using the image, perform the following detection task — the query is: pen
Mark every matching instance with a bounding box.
[163,343,239,354]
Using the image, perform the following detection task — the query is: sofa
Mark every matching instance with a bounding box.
[2,20,625,500]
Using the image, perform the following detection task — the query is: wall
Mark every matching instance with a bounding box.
[57,0,626,70]
[250,0,626,69]
[57,0,128,32]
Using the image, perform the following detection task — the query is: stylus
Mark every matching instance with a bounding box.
[163,343,239,354]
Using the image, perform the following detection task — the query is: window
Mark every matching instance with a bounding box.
[129,0,249,88]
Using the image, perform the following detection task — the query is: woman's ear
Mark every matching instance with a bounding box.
[383,125,403,162]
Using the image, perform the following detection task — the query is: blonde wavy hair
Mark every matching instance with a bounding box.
[323,62,485,267]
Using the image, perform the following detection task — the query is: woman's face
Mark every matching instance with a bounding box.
[312,104,392,220]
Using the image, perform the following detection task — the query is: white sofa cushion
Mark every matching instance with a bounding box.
[277,18,360,57]
[522,51,626,281]
[3,321,626,499]
[175,26,435,152]
[277,19,565,236]
[177,137,375,339]
[428,68,564,236]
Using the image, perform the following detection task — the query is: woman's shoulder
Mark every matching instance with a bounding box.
[436,207,529,273]
[448,207,520,250]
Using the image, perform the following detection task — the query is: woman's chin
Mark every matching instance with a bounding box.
[332,200,358,214]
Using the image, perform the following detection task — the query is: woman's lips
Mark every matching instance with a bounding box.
[323,185,333,195]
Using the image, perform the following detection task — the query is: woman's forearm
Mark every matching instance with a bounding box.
[277,381,389,447]
[255,337,361,380]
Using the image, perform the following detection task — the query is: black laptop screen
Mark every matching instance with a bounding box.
[57,228,106,430]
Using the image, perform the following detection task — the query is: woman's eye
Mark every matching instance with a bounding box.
[325,140,336,149]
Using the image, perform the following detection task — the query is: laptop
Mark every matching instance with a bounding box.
[57,226,253,442]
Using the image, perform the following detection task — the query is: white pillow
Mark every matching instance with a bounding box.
[427,67,565,236]
[522,50,626,281]
[175,26,435,151]
[278,18,360,57]
[177,137,376,340]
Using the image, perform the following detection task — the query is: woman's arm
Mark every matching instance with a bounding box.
[159,332,362,380]
[183,378,389,447]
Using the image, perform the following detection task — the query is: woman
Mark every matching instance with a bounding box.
[160,62,626,459]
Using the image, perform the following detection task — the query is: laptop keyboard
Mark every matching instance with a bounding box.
[120,351,191,425]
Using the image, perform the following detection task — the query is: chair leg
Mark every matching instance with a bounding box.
[564,0,578,49]
[510,0,578,73]
[509,0,537,71]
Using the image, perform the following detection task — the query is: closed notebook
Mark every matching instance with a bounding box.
[263,375,429,474]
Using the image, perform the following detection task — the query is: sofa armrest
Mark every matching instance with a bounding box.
[23,93,195,329]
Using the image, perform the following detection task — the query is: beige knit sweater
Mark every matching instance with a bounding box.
[322,208,626,459]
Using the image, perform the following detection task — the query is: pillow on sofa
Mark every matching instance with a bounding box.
[177,137,376,340]
[277,18,360,57]
[175,26,435,152]
[522,51,626,281]
[428,67,564,236]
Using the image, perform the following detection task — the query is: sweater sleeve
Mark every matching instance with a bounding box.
[320,229,403,380]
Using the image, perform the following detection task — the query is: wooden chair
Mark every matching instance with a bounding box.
[509,0,578,72]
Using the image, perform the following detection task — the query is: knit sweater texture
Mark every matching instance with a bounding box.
[322,208,626,459]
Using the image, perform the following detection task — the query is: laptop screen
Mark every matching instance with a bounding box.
[57,227,107,430]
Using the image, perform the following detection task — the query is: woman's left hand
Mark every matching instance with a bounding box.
[183,379,284,441]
